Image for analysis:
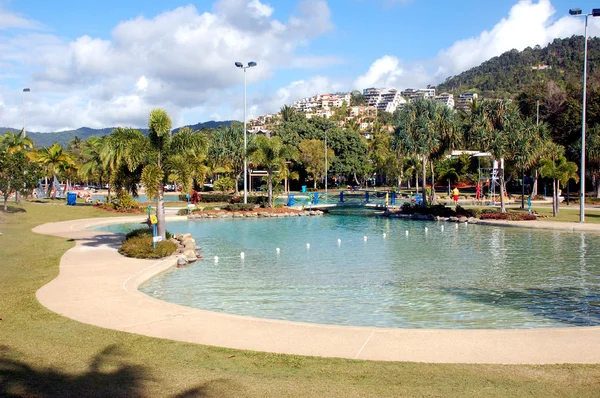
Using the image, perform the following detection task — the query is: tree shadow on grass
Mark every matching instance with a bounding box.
[0,345,150,397]
[446,287,600,326]
[0,206,26,214]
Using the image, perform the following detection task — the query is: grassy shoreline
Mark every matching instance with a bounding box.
[1,201,599,397]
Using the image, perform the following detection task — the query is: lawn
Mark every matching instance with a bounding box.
[1,201,600,397]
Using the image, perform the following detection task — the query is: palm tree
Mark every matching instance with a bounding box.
[393,99,441,207]
[35,143,74,198]
[102,127,145,201]
[540,144,578,217]
[279,105,296,122]
[468,100,522,213]
[123,109,208,240]
[248,135,297,208]
[79,136,107,187]
[2,130,35,203]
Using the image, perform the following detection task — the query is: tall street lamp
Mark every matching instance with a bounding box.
[322,124,328,194]
[235,61,257,204]
[569,7,600,222]
[22,88,30,137]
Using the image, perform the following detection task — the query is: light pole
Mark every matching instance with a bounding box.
[570,7,600,222]
[22,88,30,137]
[322,124,328,194]
[235,61,257,204]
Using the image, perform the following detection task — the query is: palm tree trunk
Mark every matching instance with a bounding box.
[429,161,436,205]
[532,169,539,196]
[499,167,506,213]
[552,179,557,217]
[157,185,166,240]
[235,172,241,195]
[314,177,317,189]
[267,169,273,208]
[556,179,560,215]
[421,156,427,207]
[397,176,402,192]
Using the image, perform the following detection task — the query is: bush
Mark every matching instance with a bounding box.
[177,208,188,215]
[214,177,235,192]
[125,227,173,240]
[200,194,233,203]
[225,203,255,211]
[400,203,456,217]
[112,191,139,211]
[479,212,537,221]
[119,236,177,259]
[455,205,478,218]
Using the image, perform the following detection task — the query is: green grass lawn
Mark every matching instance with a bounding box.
[1,201,600,397]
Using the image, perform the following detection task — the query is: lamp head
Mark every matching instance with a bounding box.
[593,8,600,17]
[248,61,257,67]
[569,8,582,15]
[235,61,243,68]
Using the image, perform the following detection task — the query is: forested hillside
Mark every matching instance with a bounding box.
[436,36,600,98]
[0,121,234,148]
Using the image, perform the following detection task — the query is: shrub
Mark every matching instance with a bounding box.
[400,203,456,217]
[119,236,177,259]
[200,194,233,203]
[112,191,139,211]
[225,203,255,211]
[479,212,537,221]
[125,227,173,241]
[214,177,235,192]
[455,205,478,218]
[177,208,188,215]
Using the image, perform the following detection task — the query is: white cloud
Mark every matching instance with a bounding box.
[0,8,44,30]
[0,0,336,131]
[136,76,148,91]
[356,0,600,90]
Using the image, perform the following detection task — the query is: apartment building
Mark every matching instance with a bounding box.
[455,93,478,112]
[434,92,455,108]
[400,88,436,101]
[362,88,406,113]
[293,93,351,113]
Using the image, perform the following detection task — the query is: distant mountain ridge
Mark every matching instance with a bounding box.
[435,36,600,98]
[0,120,235,148]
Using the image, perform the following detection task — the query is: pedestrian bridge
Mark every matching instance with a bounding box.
[285,190,422,210]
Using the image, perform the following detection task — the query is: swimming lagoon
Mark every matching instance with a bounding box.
[98,215,600,329]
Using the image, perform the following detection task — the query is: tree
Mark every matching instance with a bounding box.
[78,136,108,187]
[0,148,42,211]
[125,109,208,240]
[102,127,144,201]
[207,123,245,193]
[35,143,75,198]
[2,130,35,203]
[350,90,366,106]
[540,144,578,217]
[248,136,297,208]
[279,105,296,123]
[467,100,523,212]
[298,139,334,188]
[393,99,443,206]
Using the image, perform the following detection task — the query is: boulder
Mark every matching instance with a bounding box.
[183,250,197,258]
[182,233,193,240]
[174,233,183,240]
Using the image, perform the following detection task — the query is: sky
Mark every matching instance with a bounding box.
[1,0,600,132]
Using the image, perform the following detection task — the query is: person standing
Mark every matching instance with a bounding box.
[475,184,481,203]
[452,187,460,206]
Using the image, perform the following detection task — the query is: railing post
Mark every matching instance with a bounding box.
[391,192,396,206]
[340,191,344,203]
[365,191,369,203]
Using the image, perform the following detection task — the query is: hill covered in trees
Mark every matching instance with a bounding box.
[0,121,234,148]
[435,36,600,98]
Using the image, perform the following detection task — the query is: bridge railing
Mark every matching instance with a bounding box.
[285,190,418,207]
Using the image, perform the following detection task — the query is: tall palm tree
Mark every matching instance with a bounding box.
[468,100,521,213]
[279,105,296,122]
[79,136,107,187]
[102,127,145,201]
[2,129,35,203]
[122,109,207,240]
[248,135,297,208]
[35,143,74,198]
[393,99,441,207]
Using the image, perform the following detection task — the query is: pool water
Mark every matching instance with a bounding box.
[98,216,600,329]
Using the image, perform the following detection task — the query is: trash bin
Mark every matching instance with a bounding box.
[67,192,77,206]
[287,194,295,207]
[301,185,307,193]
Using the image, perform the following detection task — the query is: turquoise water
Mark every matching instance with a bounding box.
[98,216,600,329]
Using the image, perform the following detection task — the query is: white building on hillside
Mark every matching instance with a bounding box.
[362,88,406,113]
[401,88,436,101]
[455,93,478,112]
[434,92,455,108]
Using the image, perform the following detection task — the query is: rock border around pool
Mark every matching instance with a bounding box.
[186,210,323,219]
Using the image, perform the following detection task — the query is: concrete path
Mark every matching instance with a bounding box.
[33,216,600,364]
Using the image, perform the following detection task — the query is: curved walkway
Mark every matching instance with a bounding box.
[33,216,600,364]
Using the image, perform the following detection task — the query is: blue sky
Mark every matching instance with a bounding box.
[1,0,599,131]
